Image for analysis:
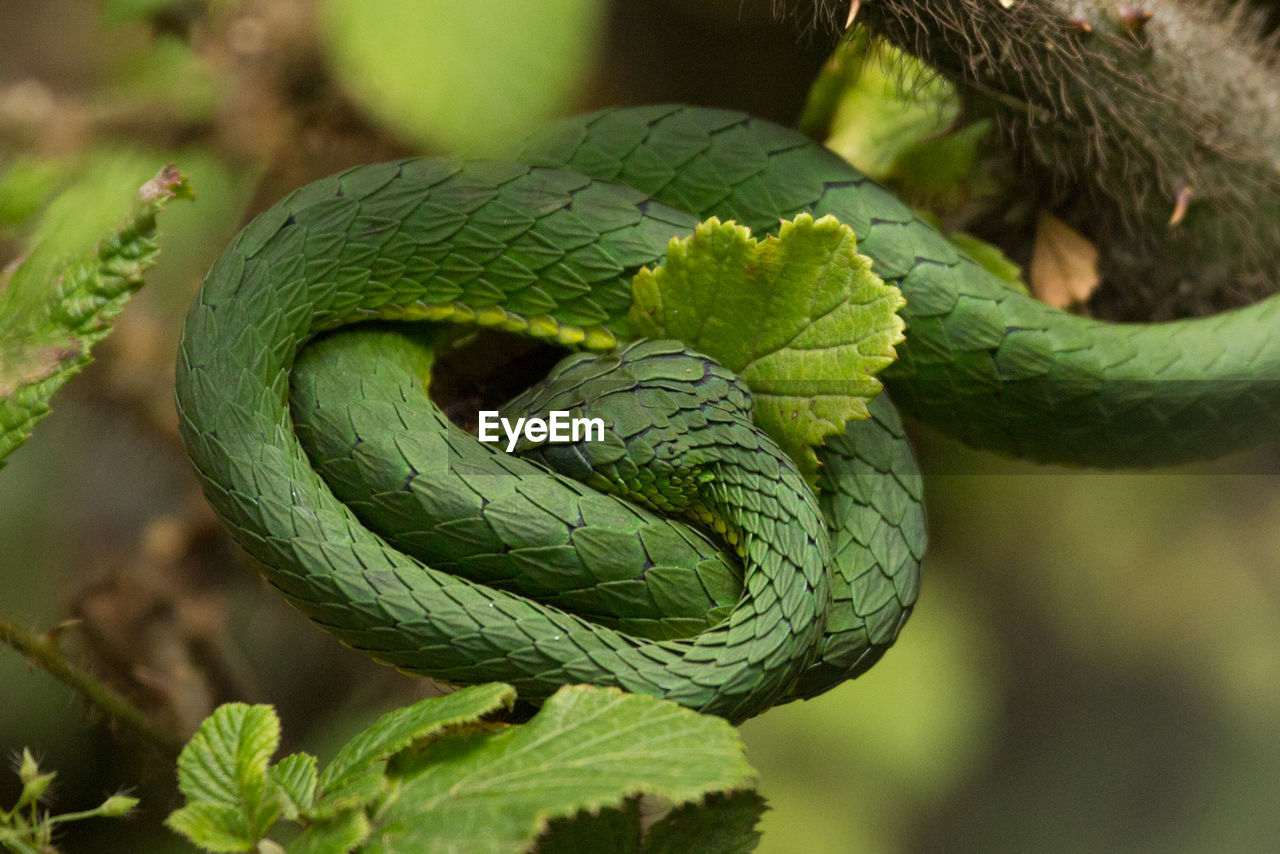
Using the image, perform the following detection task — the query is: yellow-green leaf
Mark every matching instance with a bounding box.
[630,214,905,480]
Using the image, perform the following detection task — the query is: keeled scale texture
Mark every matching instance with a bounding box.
[177,153,903,721]
[521,105,1280,466]
[182,104,1280,719]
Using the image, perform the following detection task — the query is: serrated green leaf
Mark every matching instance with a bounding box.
[169,703,283,849]
[887,120,994,206]
[630,214,905,479]
[363,685,755,854]
[0,157,190,467]
[165,802,257,853]
[533,798,642,853]
[643,790,765,854]
[268,754,318,821]
[317,683,514,796]
[308,770,388,822]
[286,809,371,854]
[176,703,281,808]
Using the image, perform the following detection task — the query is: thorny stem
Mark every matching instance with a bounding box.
[0,615,182,759]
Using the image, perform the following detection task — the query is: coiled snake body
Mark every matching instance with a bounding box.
[176,105,1280,722]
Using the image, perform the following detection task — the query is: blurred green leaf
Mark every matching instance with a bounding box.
[0,154,190,467]
[803,32,992,210]
[631,214,905,480]
[101,0,202,26]
[0,157,67,228]
[107,35,221,122]
[318,0,607,153]
[802,32,954,173]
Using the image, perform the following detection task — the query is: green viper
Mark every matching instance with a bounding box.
[175,105,1280,722]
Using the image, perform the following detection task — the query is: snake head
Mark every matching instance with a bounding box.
[499,338,795,545]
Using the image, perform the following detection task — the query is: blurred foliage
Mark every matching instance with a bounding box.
[0,156,65,227]
[0,2,1278,853]
[318,0,607,154]
[800,31,994,212]
[0,748,137,853]
[0,155,190,466]
[800,31,1029,295]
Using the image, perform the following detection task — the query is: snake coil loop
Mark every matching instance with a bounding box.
[182,104,1280,720]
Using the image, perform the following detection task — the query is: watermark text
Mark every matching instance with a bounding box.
[478,411,605,452]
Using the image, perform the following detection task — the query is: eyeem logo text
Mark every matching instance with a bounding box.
[477,411,605,452]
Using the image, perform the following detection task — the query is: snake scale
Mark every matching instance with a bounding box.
[175,105,1280,722]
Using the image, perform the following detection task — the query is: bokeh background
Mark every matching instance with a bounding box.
[3,1,1280,851]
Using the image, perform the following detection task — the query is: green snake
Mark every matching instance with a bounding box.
[175,104,1280,722]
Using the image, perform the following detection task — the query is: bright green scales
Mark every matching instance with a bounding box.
[176,106,1280,722]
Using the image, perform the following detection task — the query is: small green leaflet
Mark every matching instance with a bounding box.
[288,810,371,854]
[267,754,319,821]
[630,213,905,480]
[166,703,284,852]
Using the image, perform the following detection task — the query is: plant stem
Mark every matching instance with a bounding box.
[0,615,182,758]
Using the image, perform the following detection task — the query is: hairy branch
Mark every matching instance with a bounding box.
[0,615,183,758]
[787,0,1280,317]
